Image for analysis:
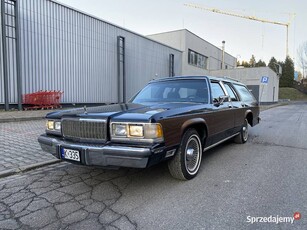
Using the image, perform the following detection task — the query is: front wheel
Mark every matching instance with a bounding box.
[234,118,249,144]
[168,129,203,180]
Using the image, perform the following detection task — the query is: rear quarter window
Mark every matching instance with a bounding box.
[233,84,256,102]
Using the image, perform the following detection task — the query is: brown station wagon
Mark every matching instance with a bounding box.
[38,76,260,180]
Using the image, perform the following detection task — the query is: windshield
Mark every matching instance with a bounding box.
[130,79,209,104]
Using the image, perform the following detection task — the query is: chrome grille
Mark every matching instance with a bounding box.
[62,119,107,141]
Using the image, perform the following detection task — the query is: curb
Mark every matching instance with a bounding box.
[0,159,61,179]
[260,102,288,112]
[0,117,45,123]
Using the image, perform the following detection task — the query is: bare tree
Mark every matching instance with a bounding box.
[297,41,307,79]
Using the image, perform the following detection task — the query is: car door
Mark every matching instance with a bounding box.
[223,82,246,133]
[206,80,235,145]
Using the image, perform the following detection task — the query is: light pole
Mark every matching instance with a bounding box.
[222,41,225,69]
[236,54,241,67]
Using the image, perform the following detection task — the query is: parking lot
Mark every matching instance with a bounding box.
[0,103,306,229]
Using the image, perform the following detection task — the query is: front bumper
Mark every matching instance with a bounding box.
[38,134,153,168]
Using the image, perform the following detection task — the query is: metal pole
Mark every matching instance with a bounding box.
[15,0,22,111]
[286,25,289,57]
[117,36,121,103]
[117,36,126,103]
[1,0,9,111]
[122,37,126,103]
[222,40,225,69]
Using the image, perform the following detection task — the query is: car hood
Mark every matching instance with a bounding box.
[46,102,210,122]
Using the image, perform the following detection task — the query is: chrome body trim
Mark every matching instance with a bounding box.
[203,133,240,152]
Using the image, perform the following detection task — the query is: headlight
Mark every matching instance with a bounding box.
[113,124,127,136]
[47,120,54,130]
[111,123,163,142]
[129,125,143,137]
[54,121,61,130]
[46,120,61,131]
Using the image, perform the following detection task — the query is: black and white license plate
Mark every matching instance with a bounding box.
[61,148,80,162]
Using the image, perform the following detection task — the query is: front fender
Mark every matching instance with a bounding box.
[180,118,208,141]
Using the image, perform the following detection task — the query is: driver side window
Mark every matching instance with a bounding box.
[210,82,226,101]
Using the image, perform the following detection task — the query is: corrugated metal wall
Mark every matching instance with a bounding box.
[125,36,182,98]
[0,1,3,104]
[0,0,181,105]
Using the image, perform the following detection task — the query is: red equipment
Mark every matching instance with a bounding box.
[22,90,64,110]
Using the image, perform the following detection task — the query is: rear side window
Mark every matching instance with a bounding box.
[233,84,256,102]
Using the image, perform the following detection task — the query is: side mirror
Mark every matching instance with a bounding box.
[213,95,230,106]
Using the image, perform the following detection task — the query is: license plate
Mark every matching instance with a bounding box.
[62,148,80,162]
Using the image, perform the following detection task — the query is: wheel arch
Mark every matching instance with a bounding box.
[181,118,208,146]
[245,110,253,126]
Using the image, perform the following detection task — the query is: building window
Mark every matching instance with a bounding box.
[188,49,208,69]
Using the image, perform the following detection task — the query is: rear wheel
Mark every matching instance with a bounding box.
[234,118,249,144]
[168,129,202,180]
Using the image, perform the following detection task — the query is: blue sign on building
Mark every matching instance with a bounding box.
[294,71,299,81]
[261,76,269,84]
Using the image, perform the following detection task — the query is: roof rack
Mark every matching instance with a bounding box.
[222,76,239,82]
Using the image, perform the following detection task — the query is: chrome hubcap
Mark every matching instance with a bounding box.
[186,148,195,160]
[185,135,201,174]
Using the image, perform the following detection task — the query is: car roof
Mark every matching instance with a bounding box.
[150,75,245,85]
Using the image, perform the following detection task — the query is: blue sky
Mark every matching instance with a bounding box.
[57,0,307,71]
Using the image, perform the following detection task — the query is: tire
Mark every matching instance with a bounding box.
[234,118,249,144]
[168,129,203,180]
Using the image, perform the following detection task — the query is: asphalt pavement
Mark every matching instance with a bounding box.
[0,102,306,229]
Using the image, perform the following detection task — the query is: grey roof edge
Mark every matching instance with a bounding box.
[150,75,244,84]
[147,29,236,59]
[48,0,182,53]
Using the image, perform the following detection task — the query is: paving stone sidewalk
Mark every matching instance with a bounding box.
[0,118,59,178]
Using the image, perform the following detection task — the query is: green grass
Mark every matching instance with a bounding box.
[279,87,307,101]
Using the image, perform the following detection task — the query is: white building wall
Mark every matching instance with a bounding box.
[210,67,280,103]
[148,29,237,76]
[146,30,186,51]
[184,30,210,75]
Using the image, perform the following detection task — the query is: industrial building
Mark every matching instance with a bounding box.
[0,0,182,110]
[147,29,237,75]
[211,67,280,103]
[1,0,278,110]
